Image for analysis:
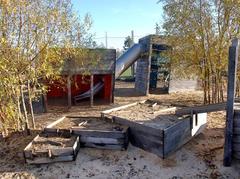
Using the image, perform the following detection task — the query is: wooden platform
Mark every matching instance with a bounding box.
[23,132,80,164]
[102,100,207,158]
[44,116,129,150]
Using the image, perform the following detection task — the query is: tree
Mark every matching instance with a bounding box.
[155,23,161,35]
[0,0,94,135]
[159,0,240,104]
[123,36,134,50]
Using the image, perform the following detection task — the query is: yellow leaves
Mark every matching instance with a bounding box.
[1,37,6,44]
[0,0,94,131]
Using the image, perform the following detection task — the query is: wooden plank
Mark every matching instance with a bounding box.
[232,143,240,151]
[72,129,125,139]
[130,128,163,145]
[43,128,58,133]
[164,114,206,158]
[233,127,240,134]
[164,119,191,158]
[124,128,129,149]
[80,136,124,145]
[32,140,63,146]
[57,129,72,137]
[45,116,66,128]
[232,136,240,143]
[112,116,163,138]
[32,149,49,157]
[101,101,144,114]
[130,128,163,158]
[26,155,74,164]
[224,38,239,166]
[233,152,240,160]
[50,147,74,157]
[73,136,80,157]
[175,103,226,116]
[24,135,39,151]
[24,150,33,159]
[24,135,39,161]
[81,143,125,150]
[233,111,240,128]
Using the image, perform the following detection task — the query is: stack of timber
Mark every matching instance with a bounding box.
[44,116,129,150]
[23,132,80,164]
[102,100,207,158]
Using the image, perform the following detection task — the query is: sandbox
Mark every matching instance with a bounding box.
[24,132,80,164]
[101,100,207,158]
[44,116,129,150]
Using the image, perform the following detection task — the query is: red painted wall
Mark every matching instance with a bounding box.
[47,74,113,101]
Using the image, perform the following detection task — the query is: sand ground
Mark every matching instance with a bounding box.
[0,81,240,179]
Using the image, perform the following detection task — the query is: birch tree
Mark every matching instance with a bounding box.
[0,0,94,135]
[159,0,240,104]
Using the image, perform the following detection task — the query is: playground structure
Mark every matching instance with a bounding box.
[44,35,201,108]
[23,37,240,167]
[46,49,116,107]
[104,35,199,96]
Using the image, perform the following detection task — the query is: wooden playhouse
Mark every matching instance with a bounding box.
[46,49,116,107]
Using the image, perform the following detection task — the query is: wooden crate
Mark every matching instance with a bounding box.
[44,116,129,150]
[23,132,80,164]
[101,100,207,158]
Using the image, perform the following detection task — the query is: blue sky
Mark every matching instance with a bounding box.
[72,0,163,49]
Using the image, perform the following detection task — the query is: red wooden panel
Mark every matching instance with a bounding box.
[47,74,113,101]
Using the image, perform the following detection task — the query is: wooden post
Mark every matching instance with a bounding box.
[90,74,94,107]
[43,94,48,113]
[67,75,72,109]
[224,38,239,166]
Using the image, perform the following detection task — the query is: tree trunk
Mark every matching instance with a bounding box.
[28,80,35,129]
[20,85,30,134]
[17,96,24,130]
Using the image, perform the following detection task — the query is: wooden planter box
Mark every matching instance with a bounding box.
[24,132,80,164]
[44,116,129,150]
[101,100,207,158]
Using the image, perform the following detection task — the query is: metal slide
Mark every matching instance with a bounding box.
[115,43,143,79]
[74,81,104,101]
[74,43,143,101]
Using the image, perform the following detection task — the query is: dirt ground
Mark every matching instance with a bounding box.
[1,81,240,179]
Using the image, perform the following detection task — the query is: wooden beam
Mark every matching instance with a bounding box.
[67,75,71,109]
[224,38,239,166]
[90,74,94,107]
[101,101,142,114]
[175,103,226,116]
[45,116,66,128]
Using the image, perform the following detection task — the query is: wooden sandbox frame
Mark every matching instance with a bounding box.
[23,132,80,164]
[44,116,129,150]
[101,100,207,158]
